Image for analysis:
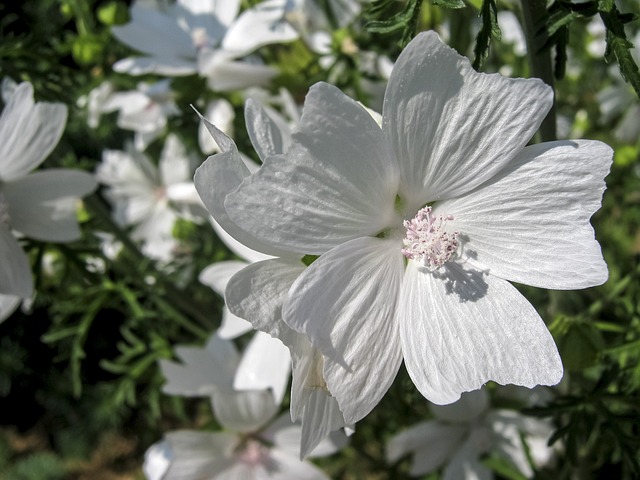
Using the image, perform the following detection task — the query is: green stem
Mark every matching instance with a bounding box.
[85,194,215,332]
[520,0,557,142]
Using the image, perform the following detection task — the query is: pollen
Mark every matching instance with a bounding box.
[401,206,459,269]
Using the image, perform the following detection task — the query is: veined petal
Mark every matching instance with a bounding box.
[383,31,553,208]
[210,217,272,264]
[227,83,399,254]
[0,83,67,181]
[386,421,467,475]
[299,390,349,459]
[0,227,32,298]
[194,142,291,257]
[225,258,306,341]
[283,237,405,423]
[2,170,97,242]
[245,98,291,161]
[211,389,278,433]
[219,306,254,339]
[234,331,291,405]
[441,140,612,289]
[399,261,563,406]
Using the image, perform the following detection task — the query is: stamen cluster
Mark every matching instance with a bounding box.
[401,206,459,269]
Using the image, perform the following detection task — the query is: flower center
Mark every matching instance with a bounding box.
[401,206,459,269]
[237,439,270,468]
[191,27,212,50]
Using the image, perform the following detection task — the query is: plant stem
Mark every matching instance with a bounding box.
[520,0,557,142]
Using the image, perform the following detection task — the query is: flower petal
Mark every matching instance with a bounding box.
[267,447,330,480]
[234,331,291,405]
[442,437,492,480]
[159,335,239,396]
[0,294,21,324]
[383,31,553,208]
[0,83,67,181]
[227,83,400,254]
[0,226,32,298]
[211,389,278,433]
[399,261,563,406]
[386,421,467,475]
[222,0,299,56]
[162,431,238,478]
[2,170,96,242]
[299,390,349,459]
[245,98,291,161]
[194,142,291,257]
[283,237,405,423]
[429,389,489,424]
[441,140,612,289]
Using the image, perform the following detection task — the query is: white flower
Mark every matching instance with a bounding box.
[206,31,612,424]
[194,99,351,457]
[0,82,96,322]
[112,0,294,91]
[149,334,344,479]
[85,80,180,151]
[96,134,204,262]
[386,389,556,479]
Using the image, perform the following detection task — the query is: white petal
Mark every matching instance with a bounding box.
[299,390,349,459]
[211,389,279,433]
[199,51,278,91]
[0,294,21,324]
[194,145,292,257]
[441,140,612,289]
[159,134,191,186]
[210,217,272,264]
[199,260,247,296]
[222,0,299,55]
[226,83,400,254]
[112,56,196,76]
[163,430,238,478]
[283,237,405,423]
[399,261,563,406]
[234,331,291,405]
[198,99,235,154]
[382,31,553,208]
[0,226,32,298]
[442,437,492,480]
[160,335,239,396]
[244,98,291,161]
[429,389,489,424]
[226,258,306,341]
[143,440,172,480]
[219,307,255,339]
[265,447,331,480]
[0,83,67,181]
[386,421,467,475]
[2,170,96,242]
[112,4,194,58]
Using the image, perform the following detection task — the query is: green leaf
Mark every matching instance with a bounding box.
[472,0,499,70]
[599,0,640,98]
[97,1,129,26]
[432,0,466,9]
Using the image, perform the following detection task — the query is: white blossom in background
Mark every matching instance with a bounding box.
[0,82,97,322]
[112,0,296,91]
[82,80,180,151]
[386,389,556,479]
[146,334,345,479]
[96,134,204,263]
[194,100,351,457]
[210,31,612,425]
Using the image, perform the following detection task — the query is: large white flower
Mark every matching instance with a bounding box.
[208,31,612,424]
[386,389,556,479]
[195,99,351,457]
[0,82,96,322]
